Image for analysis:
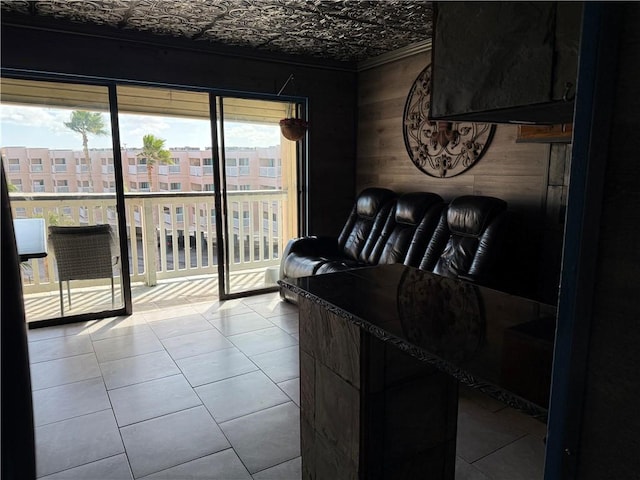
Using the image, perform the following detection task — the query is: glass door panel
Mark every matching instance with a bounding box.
[1,78,125,322]
[220,97,299,296]
[1,78,301,319]
[115,86,216,301]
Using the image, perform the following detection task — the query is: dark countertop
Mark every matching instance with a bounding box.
[280,263,557,420]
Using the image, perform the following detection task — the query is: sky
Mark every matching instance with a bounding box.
[0,105,281,150]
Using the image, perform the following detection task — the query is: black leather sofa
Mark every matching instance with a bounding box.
[279,188,508,301]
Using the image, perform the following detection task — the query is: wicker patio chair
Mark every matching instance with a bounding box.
[48,224,118,316]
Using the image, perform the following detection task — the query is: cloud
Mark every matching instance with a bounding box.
[0,105,111,137]
[1,106,281,150]
[119,115,171,138]
[224,122,280,148]
[0,105,115,148]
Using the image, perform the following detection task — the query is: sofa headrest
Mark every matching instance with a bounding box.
[395,192,443,225]
[447,196,507,237]
[356,188,396,218]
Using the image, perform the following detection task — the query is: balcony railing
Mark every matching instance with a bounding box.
[259,166,280,177]
[10,190,287,294]
[159,165,181,175]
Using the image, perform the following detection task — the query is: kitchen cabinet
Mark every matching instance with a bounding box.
[430,2,582,125]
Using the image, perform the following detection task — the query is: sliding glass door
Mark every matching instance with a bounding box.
[218,97,299,296]
[115,86,217,291]
[1,78,126,323]
[113,89,300,299]
[2,76,302,323]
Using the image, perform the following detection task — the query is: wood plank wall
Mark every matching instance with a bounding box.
[356,50,565,303]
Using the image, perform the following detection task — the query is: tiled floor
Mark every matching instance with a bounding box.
[27,292,546,479]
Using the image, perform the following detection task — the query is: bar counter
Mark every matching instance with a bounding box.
[280,263,556,479]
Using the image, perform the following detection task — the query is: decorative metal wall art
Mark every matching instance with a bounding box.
[403,65,496,178]
[1,0,433,63]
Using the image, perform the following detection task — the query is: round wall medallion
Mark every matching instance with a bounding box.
[403,65,496,178]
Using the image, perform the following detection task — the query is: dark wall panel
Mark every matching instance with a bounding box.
[577,3,640,477]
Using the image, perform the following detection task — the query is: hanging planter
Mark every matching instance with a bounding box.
[277,78,307,141]
[279,117,308,141]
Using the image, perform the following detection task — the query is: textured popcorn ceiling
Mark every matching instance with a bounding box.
[1,0,433,63]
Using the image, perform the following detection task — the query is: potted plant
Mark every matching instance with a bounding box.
[279,117,308,141]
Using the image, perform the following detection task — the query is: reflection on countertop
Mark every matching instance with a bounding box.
[280,263,556,419]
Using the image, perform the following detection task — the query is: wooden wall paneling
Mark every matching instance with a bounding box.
[357,49,562,302]
[358,53,430,107]
[357,53,551,206]
[548,144,569,185]
[359,97,407,122]
[545,186,566,227]
[472,175,546,213]
[470,127,550,177]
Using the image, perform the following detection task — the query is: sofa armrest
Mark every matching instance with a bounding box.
[279,236,341,287]
[286,236,341,257]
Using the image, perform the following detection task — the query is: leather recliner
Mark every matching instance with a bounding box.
[419,195,508,287]
[315,191,444,274]
[279,187,397,281]
[279,189,509,301]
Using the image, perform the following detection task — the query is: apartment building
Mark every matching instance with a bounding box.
[2,145,281,194]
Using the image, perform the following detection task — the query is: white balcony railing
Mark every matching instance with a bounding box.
[10,190,287,294]
[128,165,148,174]
[159,165,181,175]
[259,166,280,177]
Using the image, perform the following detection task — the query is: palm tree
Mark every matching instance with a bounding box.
[64,111,107,192]
[137,134,172,191]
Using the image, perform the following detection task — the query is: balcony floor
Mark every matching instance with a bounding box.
[24,270,272,323]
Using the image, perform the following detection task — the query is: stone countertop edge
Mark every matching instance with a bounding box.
[278,279,549,422]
